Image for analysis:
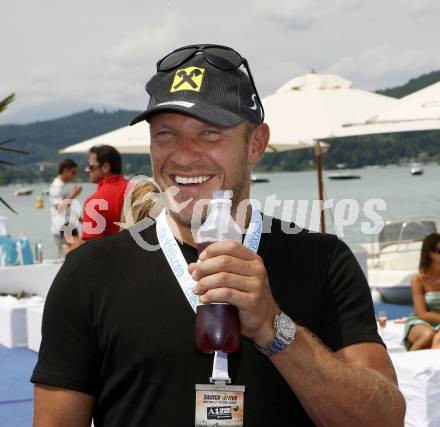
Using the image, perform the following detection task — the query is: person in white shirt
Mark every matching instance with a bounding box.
[49,159,82,257]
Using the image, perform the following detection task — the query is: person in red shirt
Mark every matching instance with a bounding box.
[65,145,129,253]
[81,145,129,240]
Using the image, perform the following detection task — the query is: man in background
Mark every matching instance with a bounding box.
[49,158,82,258]
[81,145,128,240]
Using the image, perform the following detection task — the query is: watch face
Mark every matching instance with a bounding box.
[277,313,296,340]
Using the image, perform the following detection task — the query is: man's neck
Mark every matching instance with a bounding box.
[98,173,114,184]
[168,217,197,248]
[164,204,253,248]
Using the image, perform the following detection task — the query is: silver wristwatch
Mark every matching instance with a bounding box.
[256,311,297,357]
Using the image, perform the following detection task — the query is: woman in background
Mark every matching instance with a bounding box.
[403,233,440,350]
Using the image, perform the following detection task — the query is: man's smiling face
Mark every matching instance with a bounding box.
[149,112,253,228]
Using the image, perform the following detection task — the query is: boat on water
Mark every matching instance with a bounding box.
[363,218,438,305]
[14,187,33,196]
[327,163,361,180]
[410,163,423,176]
[251,174,269,184]
[327,172,361,180]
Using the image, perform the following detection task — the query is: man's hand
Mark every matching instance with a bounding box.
[56,198,73,213]
[188,240,279,347]
[70,185,82,199]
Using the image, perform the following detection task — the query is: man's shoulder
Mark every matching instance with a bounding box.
[96,177,129,197]
[71,224,158,262]
[49,177,63,190]
[262,215,339,247]
[103,176,129,189]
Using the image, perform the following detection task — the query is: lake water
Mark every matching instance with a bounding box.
[1,164,440,259]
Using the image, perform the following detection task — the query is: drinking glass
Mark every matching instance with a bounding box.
[378,310,387,330]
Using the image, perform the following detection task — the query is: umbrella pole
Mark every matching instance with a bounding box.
[315,140,326,233]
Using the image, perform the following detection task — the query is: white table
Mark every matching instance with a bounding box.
[391,349,440,427]
[0,296,44,348]
[27,305,44,352]
[378,321,406,353]
[0,260,62,297]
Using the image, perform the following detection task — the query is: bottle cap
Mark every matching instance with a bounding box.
[211,190,233,200]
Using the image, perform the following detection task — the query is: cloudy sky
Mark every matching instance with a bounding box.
[1,0,439,121]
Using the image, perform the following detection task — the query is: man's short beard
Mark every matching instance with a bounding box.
[168,168,248,230]
[169,207,205,229]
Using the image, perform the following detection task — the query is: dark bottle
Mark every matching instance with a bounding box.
[195,191,242,353]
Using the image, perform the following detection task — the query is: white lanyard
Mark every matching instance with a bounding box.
[156,207,263,383]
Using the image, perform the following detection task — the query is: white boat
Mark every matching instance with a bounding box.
[362,218,438,304]
[327,171,361,180]
[328,164,361,180]
[14,187,33,196]
[410,163,423,175]
[251,174,269,184]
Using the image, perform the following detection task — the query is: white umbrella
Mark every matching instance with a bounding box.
[262,73,401,231]
[264,73,440,140]
[60,121,151,154]
[355,81,440,125]
[264,73,398,146]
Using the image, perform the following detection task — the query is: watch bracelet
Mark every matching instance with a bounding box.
[255,312,296,357]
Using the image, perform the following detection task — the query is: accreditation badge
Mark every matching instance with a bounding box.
[195,383,245,427]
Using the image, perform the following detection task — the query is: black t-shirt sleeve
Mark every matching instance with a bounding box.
[319,236,383,352]
[30,252,100,395]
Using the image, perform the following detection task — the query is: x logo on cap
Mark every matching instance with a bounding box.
[170,66,205,93]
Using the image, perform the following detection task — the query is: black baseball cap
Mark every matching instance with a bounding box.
[129,52,263,128]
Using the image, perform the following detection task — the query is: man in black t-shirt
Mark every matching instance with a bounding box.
[32,45,405,426]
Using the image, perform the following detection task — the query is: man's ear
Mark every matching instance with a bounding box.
[248,123,270,166]
[101,161,111,175]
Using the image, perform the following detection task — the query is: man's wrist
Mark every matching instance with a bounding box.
[254,324,276,349]
[253,307,279,348]
[255,311,297,357]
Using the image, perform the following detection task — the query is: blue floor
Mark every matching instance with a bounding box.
[0,346,37,427]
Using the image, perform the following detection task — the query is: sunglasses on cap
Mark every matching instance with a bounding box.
[156,44,265,122]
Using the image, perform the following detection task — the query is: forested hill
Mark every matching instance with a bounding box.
[0,109,138,164]
[0,109,142,183]
[1,69,440,183]
[377,70,440,98]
